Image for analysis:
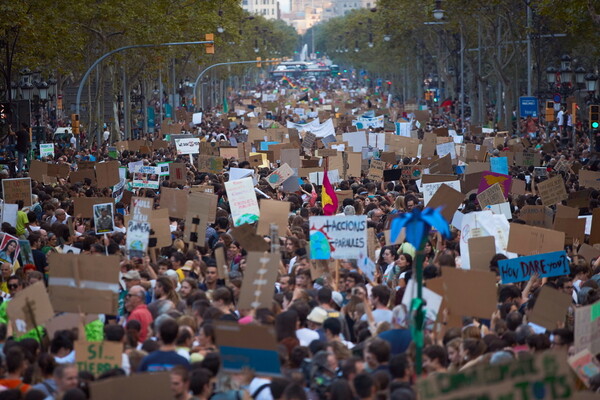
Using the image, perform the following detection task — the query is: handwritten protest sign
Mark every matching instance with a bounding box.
[537,175,568,205]
[126,220,150,258]
[417,351,573,400]
[130,197,152,223]
[174,137,200,154]
[476,183,505,209]
[568,350,600,388]
[266,163,294,188]
[578,169,600,190]
[309,215,367,260]
[422,181,462,207]
[520,205,553,229]
[75,341,122,375]
[498,250,569,283]
[168,162,186,184]
[198,155,224,174]
[225,177,260,226]
[2,178,32,206]
[367,160,386,180]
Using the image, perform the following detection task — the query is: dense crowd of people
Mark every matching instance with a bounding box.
[0,76,597,400]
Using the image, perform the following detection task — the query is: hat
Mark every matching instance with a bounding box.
[123,270,141,280]
[331,291,343,308]
[181,260,194,271]
[307,307,328,324]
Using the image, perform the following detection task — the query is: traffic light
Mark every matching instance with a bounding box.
[71,114,80,135]
[256,57,262,68]
[545,101,554,122]
[205,34,215,54]
[0,102,9,126]
[591,105,600,130]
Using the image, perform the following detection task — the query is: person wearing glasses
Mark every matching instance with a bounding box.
[125,285,153,343]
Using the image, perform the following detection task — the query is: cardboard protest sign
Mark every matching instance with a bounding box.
[553,217,585,245]
[6,281,54,336]
[230,223,269,252]
[467,236,497,271]
[148,209,171,248]
[578,243,600,263]
[215,322,281,376]
[95,161,120,188]
[48,254,120,314]
[190,192,218,223]
[426,183,464,223]
[225,177,260,226]
[266,163,294,188]
[417,351,573,400]
[29,160,47,182]
[441,267,497,319]
[498,250,569,283]
[568,349,600,388]
[514,151,541,167]
[519,205,553,229]
[130,197,153,223]
[309,215,367,260]
[73,197,114,219]
[238,252,279,310]
[174,137,200,154]
[367,160,386,180]
[422,181,461,207]
[159,187,188,219]
[578,169,600,190]
[183,192,211,245]
[90,372,172,400]
[567,189,590,209]
[459,211,511,270]
[256,199,291,236]
[428,154,453,175]
[478,171,511,197]
[589,208,600,245]
[510,178,526,196]
[507,223,565,256]
[75,341,122,375]
[70,168,97,186]
[126,220,150,258]
[198,155,224,174]
[168,162,187,184]
[476,183,505,209]
[574,300,600,355]
[93,203,115,234]
[47,163,70,178]
[537,175,568,205]
[528,285,572,330]
[45,313,98,340]
[2,178,32,206]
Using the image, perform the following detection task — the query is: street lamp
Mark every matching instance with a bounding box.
[433,0,444,20]
[546,66,557,85]
[20,82,34,100]
[383,34,391,42]
[10,82,18,100]
[36,81,49,100]
[368,33,374,48]
[575,66,586,85]
[254,39,259,53]
[585,73,598,93]
[354,41,359,52]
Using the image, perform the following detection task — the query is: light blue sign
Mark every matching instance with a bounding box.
[147,107,155,128]
[519,96,538,118]
[164,104,173,119]
[260,141,279,151]
[498,251,570,284]
[490,157,509,175]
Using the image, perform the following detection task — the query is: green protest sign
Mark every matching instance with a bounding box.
[417,351,573,400]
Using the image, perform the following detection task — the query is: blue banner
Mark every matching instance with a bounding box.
[164,104,172,119]
[147,107,155,128]
[498,251,570,283]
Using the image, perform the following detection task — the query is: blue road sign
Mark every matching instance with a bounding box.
[519,96,539,118]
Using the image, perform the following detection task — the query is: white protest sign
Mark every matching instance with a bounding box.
[174,138,200,155]
[192,112,203,125]
[225,177,260,226]
[309,215,368,260]
[402,279,442,322]
[126,220,150,258]
[308,170,340,185]
[460,211,515,269]
[40,143,55,158]
[422,181,462,207]
[436,141,456,160]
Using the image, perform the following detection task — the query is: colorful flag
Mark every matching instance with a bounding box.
[281,76,297,89]
[321,169,338,216]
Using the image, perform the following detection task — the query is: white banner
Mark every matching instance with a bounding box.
[174,138,200,155]
[309,215,368,260]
